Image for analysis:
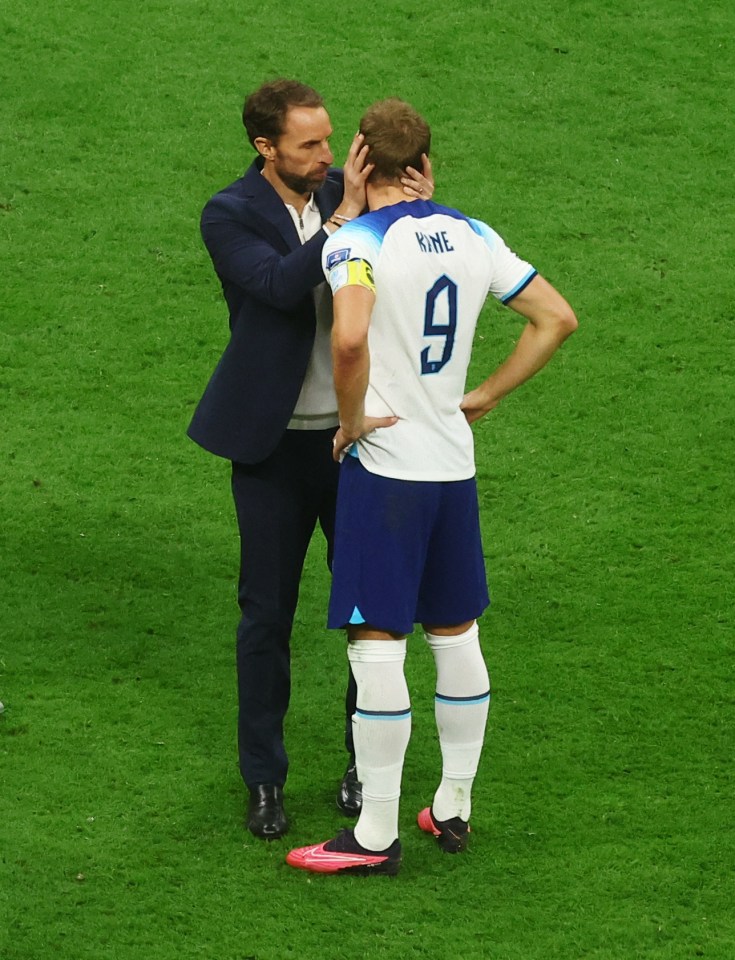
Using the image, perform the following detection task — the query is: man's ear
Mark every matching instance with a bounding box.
[254,137,275,161]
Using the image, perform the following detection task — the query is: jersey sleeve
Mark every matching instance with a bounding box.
[322,221,381,295]
[468,218,538,304]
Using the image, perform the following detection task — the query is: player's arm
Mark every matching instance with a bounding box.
[331,280,397,461]
[332,284,373,440]
[461,274,577,424]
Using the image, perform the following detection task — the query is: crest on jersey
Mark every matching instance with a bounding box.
[326,247,351,269]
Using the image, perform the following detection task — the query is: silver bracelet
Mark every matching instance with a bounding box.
[331,214,352,222]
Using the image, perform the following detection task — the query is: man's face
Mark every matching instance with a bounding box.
[261,106,334,195]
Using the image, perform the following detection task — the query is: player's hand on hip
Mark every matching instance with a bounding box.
[332,416,398,462]
[401,153,434,200]
[460,387,500,425]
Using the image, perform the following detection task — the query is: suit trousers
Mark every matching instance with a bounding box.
[231,428,356,788]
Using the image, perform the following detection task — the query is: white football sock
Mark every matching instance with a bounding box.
[425,623,490,822]
[347,638,411,851]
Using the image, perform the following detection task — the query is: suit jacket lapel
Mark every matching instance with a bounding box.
[241,158,343,250]
[242,159,301,251]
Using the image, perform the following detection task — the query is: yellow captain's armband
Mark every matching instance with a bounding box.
[329,258,375,295]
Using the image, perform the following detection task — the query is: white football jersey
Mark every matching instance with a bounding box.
[322,200,536,481]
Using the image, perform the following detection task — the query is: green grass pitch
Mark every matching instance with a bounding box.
[1,0,733,957]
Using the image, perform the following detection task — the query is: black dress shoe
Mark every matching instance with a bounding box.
[246,784,289,839]
[336,763,362,816]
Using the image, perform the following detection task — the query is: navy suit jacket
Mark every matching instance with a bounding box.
[188,158,345,464]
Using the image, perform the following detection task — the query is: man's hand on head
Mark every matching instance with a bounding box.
[337,132,374,220]
[401,153,434,200]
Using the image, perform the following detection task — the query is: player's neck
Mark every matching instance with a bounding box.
[367,183,416,211]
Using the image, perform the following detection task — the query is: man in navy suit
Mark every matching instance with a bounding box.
[188,79,431,839]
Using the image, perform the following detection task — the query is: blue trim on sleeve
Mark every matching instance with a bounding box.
[501,269,537,304]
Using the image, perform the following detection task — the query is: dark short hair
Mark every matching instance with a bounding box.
[242,79,324,146]
[359,98,431,183]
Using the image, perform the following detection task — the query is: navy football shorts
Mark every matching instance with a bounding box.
[327,456,490,634]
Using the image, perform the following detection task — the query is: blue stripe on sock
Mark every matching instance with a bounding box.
[435,691,491,706]
[356,707,412,721]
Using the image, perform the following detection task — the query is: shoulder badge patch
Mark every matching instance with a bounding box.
[326,247,351,269]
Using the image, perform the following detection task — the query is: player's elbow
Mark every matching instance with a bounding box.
[557,303,578,339]
[548,301,578,343]
[332,329,367,360]
[333,346,366,377]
